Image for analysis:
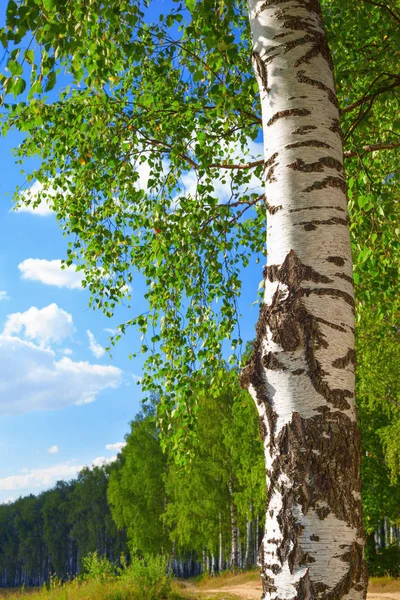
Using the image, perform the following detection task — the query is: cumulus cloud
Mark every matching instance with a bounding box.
[18,259,84,290]
[0,291,9,301]
[92,456,118,468]
[62,348,73,356]
[16,180,56,217]
[0,462,84,491]
[105,442,126,452]
[48,445,59,454]
[3,304,74,346]
[0,335,122,415]
[87,330,105,359]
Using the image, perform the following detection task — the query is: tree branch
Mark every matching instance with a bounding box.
[209,159,264,170]
[361,0,400,24]
[340,78,400,115]
[344,141,400,159]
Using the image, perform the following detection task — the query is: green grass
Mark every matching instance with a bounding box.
[0,578,186,600]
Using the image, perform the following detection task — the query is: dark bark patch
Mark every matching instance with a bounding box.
[332,349,356,369]
[315,316,347,333]
[287,156,343,173]
[268,108,311,127]
[252,51,270,94]
[302,286,354,309]
[265,249,333,287]
[303,175,346,194]
[265,199,283,215]
[316,505,331,519]
[297,70,338,107]
[327,256,345,266]
[330,118,343,139]
[289,204,345,213]
[292,368,305,375]
[336,272,354,284]
[286,139,331,150]
[292,125,317,135]
[263,351,287,371]
[298,216,349,231]
[310,534,319,541]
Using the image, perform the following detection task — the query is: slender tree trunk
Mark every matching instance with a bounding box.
[238,527,242,570]
[255,514,260,567]
[242,1,367,598]
[245,516,252,569]
[219,513,224,572]
[229,479,238,572]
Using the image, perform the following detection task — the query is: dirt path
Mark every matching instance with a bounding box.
[181,582,400,600]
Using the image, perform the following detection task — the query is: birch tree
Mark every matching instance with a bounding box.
[241,1,368,597]
[1,0,399,599]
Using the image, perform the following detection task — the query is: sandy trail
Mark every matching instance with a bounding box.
[182,582,400,600]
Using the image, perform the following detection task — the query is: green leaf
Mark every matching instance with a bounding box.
[13,76,26,97]
[24,49,34,65]
[7,59,22,76]
[185,0,196,12]
[45,71,56,91]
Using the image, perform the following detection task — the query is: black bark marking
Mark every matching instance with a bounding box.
[287,156,343,173]
[264,152,279,184]
[265,200,283,215]
[297,70,338,107]
[263,351,287,371]
[264,249,333,287]
[268,108,311,127]
[301,286,354,309]
[327,256,345,266]
[332,349,356,369]
[265,152,279,168]
[288,95,308,100]
[303,175,346,194]
[336,272,354,284]
[292,368,305,375]
[289,204,345,213]
[315,316,347,333]
[292,125,317,135]
[310,534,319,541]
[252,51,270,94]
[330,118,343,139]
[298,216,349,231]
[286,139,332,150]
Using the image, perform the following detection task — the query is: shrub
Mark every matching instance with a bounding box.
[82,551,116,581]
[122,555,172,600]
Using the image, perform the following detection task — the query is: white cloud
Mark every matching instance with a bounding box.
[0,462,84,491]
[0,335,122,415]
[62,348,73,356]
[104,327,118,335]
[92,455,118,468]
[105,442,126,452]
[18,259,84,290]
[3,304,74,346]
[48,445,59,454]
[0,291,9,301]
[87,330,105,359]
[16,180,56,217]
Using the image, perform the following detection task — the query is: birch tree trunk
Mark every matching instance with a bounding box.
[242,1,368,598]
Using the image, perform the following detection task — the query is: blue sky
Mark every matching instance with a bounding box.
[0,0,266,504]
[0,103,265,507]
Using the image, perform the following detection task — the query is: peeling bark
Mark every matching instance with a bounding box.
[243,1,367,599]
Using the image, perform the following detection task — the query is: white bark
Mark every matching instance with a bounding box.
[242,1,367,599]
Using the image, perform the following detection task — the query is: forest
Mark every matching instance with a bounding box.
[0,0,399,598]
[1,346,400,587]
